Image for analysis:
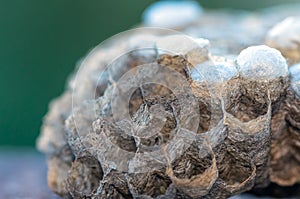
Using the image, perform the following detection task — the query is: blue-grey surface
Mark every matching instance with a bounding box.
[0,149,60,199]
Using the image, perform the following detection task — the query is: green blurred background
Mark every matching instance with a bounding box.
[1,0,300,146]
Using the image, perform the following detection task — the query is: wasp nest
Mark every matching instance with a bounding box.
[37,2,300,199]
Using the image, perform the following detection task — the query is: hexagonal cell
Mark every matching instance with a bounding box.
[98,171,133,199]
[67,156,103,198]
[270,125,300,186]
[237,46,288,80]
[127,170,172,198]
[218,152,255,188]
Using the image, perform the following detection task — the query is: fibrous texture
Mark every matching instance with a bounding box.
[37,2,300,199]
